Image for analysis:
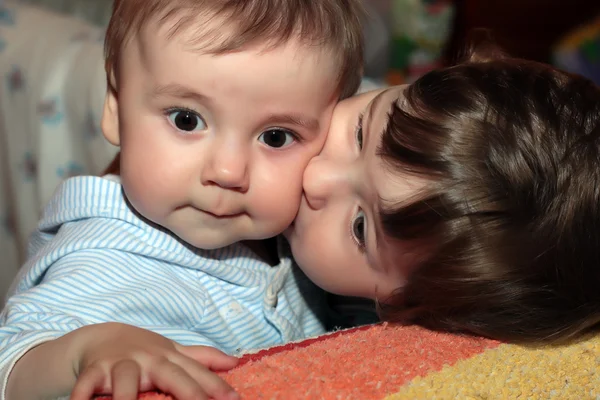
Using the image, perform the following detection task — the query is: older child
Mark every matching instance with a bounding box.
[288,43,600,345]
[0,0,363,399]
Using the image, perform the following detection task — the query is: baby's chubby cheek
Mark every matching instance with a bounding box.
[119,171,164,221]
[251,182,302,236]
[249,147,316,235]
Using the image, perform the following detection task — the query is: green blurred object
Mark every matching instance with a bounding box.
[553,15,600,86]
[387,0,455,84]
[581,39,600,62]
[390,36,418,71]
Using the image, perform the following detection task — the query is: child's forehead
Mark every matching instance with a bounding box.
[134,10,333,58]
[131,24,336,78]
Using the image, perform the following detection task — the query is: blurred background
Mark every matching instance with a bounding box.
[19,0,600,81]
[1,0,599,301]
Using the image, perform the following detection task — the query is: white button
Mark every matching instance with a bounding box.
[265,286,278,308]
[228,300,243,315]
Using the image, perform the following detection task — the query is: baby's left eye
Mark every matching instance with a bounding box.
[259,128,297,148]
[168,110,207,132]
[351,210,367,250]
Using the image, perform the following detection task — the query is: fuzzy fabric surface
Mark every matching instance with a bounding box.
[95,322,600,399]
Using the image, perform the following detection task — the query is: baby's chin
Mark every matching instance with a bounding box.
[182,236,239,250]
[173,227,243,249]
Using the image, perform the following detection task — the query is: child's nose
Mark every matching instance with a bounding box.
[302,156,349,209]
[201,141,249,192]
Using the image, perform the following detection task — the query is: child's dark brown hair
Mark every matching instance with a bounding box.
[377,39,600,343]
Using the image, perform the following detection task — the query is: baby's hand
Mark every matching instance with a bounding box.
[69,323,239,400]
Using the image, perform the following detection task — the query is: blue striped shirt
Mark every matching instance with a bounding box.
[0,176,327,398]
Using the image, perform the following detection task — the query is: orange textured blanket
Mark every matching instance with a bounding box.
[97,323,600,399]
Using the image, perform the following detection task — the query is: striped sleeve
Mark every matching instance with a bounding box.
[0,249,212,400]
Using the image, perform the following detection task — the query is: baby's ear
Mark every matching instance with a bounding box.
[456,28,508,64]
[101,71,120,146]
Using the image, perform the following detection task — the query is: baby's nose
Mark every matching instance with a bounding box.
[302,156,349,209]
[201,141,249,192]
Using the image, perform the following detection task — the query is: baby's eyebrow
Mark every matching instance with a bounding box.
[367,200,397,274]
[151,83,212,104]
[263,113,320,131]
[371,198,387,252]
[368,91,386,122]
[363,92,385,142]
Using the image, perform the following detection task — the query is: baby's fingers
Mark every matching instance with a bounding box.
[71,360,142,400]
[111,360,141,400]
[70,363,108,400]
[178,345,239,371]
[151,357,239,400]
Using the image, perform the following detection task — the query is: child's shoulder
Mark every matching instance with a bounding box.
[41,175,125,221]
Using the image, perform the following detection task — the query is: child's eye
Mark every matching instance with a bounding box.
[350,209,367,251]
[259,128,298,149]
[355,112,364,150]
[167,109,207,132]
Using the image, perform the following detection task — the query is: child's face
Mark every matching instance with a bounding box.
[102,19,339,249]
[285,86,427,300]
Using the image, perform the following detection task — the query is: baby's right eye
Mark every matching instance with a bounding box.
[167,109,207,133]
[258,128,297,149]
[355,112,364,151]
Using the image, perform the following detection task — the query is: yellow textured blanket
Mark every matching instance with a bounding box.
[99,323,600,399]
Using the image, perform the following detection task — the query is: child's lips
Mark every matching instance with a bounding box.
[199,208,244,219]
[181,204,244,219]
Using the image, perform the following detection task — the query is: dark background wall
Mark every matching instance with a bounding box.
[446,0,600,63]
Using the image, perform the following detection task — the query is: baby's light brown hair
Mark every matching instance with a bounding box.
[103,0,365,175]
[104,0,364,98]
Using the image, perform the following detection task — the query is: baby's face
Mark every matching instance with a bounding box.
[285,86,427,300]
[102,17,339,249]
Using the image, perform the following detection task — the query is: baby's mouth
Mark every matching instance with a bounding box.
[181,204,244,219]
[200,209,244,219]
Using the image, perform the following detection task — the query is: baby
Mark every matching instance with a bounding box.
[0,0,364,399]
[288,40,600,345]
